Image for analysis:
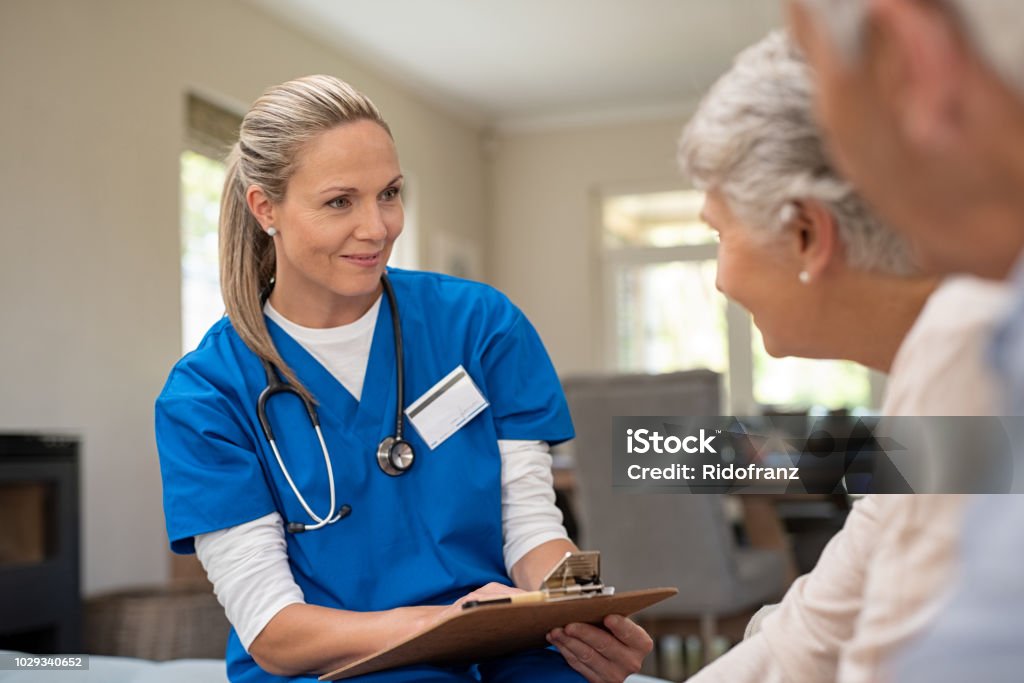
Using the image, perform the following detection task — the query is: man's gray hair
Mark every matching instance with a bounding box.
[800,0,1024,96]
[678,31,914,275]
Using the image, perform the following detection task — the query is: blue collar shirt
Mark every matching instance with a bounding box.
[892,253,1024,683]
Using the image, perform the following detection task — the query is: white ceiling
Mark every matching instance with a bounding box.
[242,0,783,130]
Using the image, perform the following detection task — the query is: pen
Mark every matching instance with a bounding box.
[462,590,547,609]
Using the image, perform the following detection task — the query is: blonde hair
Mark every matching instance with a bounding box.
[220,75,391,402]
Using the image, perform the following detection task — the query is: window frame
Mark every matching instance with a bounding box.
[179,93,243,354]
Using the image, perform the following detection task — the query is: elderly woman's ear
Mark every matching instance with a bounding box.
[782,199,841,284]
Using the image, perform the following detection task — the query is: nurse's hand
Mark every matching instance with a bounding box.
[547,614,654,683]
[430,582,525,625]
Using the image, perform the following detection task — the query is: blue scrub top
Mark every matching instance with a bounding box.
[155,269,576,683]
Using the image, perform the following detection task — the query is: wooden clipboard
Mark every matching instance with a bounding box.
[319,587,677,681]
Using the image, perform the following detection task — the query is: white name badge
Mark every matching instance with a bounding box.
[405,365,490,450]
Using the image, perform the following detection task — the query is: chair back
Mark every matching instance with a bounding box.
[562,370,744,615]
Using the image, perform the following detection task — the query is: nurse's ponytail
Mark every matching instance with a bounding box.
[220,144,297,394]
[218,75,391,404]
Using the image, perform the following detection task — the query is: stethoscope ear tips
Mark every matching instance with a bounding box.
[287,504,352,534]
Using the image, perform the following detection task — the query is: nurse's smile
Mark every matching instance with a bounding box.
[341,251,383,268]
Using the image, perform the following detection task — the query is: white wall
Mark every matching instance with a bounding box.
[0,0,486,595]
[487,116,694,376]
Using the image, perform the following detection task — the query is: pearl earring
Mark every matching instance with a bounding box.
[799,270,810,284]
[266,226,278,237]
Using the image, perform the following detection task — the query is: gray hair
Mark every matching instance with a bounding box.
[678,31,914,275]
[799,0,1024,96]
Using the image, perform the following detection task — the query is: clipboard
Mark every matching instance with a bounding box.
[320,552,678,681]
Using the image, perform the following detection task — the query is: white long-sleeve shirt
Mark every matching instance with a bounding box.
[195,300,569,650]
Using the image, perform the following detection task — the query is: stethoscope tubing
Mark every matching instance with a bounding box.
[266,425,341,531]
[381,274,405,441]
[257,273,408,532]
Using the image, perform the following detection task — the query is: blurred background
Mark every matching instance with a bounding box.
[0,1,868,678]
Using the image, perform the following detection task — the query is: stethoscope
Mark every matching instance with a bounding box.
[256,274,416,533]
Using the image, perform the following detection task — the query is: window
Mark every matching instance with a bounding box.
[751,326,872,409]
[602,189,875,414]
[180,94,238,354]
[180,149,227,353]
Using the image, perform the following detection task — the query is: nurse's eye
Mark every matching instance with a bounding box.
[380,186,401,202]
[327,196,352,209]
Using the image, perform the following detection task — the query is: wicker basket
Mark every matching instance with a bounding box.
[85,582,230,660]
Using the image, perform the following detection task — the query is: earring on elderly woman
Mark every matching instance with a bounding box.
[799,270,810,284]
[266,226,278,237]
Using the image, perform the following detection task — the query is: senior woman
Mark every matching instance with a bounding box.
[676,32,1010,683]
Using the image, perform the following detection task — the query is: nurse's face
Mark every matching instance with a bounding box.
[264,119,404,325]
[701,189,814,358]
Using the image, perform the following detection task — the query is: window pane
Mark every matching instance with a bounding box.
[614,260,728,375]
[751,325,871,410]
[181,150,226,353]
[603,190,714,248]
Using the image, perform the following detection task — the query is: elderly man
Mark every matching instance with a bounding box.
[787,1,1024,681]
[787,0,1024,281]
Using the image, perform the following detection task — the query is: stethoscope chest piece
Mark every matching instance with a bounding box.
[377,436,415,476]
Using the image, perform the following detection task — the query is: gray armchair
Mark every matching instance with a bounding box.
[561,371,788,654]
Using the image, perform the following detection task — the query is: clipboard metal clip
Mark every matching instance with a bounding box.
[461,551,612,609]
[540,550,610,599]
